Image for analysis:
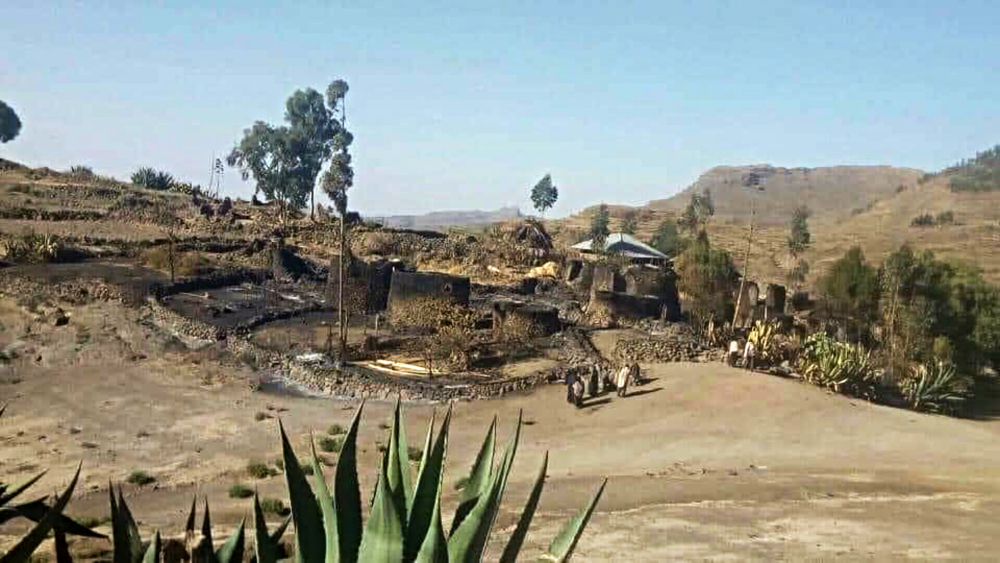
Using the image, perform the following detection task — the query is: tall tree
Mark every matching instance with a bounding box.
[649,217,682,257]
[589,204,611,253]
[677,189,715,234]
[227,83,348,222]
[819,246,880,339]
[620,210,638,235]
[787,205,812,258]
[530,174,559,216]
[0,101,22,144]
[319,80,354,365]
[675,231,737,328]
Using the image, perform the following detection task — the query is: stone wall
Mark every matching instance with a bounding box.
[613,337,723,363]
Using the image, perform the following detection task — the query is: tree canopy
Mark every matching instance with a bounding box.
[319,81,354,215]
[818,246,881,331]
[675,231,737,326]
[678,189,715,234]
[0,101,22,144]
[227,82,352,219]
[787,205,811,257]
[649,217,682,257]
[620,210,638,235]
[530,174,558,215]
[589,204,611,251]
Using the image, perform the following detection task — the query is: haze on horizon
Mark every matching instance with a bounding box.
[2,1,998,217]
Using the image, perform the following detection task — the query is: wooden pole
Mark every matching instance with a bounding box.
[732,196,757,328]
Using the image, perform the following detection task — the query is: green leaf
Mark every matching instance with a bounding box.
[334,401,365,563]
[309,440,338,563]
[201,500,214,552]
[450,416,497,536]
[357,463,405,563]
[271,515,292,545]
[539,479,607,563]
[253,494,279,563]
[406,408,451,561]
[1,499,106,539]
[110,485,129,563]
[0,471,47,506]
[279,420,326,563]
[185,495,197,535]
[0,463,80,563]
[385,398,411,532]
[216,518,246,563]
[54,527,73,563]
[413,493,448,563]
[499,452,548,563]
[414,411,436,492]
[114,487,142,563]
[142,531,161,563]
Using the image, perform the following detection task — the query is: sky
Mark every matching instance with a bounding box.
[2,1,999,217]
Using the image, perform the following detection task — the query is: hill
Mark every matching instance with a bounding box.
[648,165,925,224]
[377,206,521,230]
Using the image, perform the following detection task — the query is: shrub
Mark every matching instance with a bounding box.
[140,248,207,277]
[246,461,273,479]
[935,210,955,225]
[69,165,94,178]
[131,167,175,191]
[126,470,155,486]
[255,411,268,422]
[228,484,254,499]
[900,362,972,415]
[911,214,935,227]
[318,436,342,453]
[326,423,346,436]
[407,446,423,462]
[259,498,290,516]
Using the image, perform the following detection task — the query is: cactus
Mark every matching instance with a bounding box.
[901,362,971,415]
[797,334,881,400]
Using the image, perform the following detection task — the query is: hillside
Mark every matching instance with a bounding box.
[377,206,521,230]
[648,165,924,224]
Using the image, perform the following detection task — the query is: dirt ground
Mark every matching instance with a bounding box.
[3,303,1000,561]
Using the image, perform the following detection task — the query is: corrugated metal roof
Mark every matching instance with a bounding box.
[570,233,669,259]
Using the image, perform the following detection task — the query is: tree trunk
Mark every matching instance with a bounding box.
[338,214,348,364]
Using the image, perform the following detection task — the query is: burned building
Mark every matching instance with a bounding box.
[386,271,471,329]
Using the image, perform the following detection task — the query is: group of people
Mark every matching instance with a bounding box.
[726,338,756,371]
[566,361,640,408]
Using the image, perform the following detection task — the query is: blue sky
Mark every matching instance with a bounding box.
[2,1,998,216]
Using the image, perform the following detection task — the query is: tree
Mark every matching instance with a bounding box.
[530,174,558,216]
[589,203,610,252]
[319,80,355,365]
[227,83,349,222]
[677,189,714,234]
[620,210,638,235]
[675,231,737,328]
[819,246,880,339]
[787,205,811,257]
[0,101,21,144]
[649,217,682,257]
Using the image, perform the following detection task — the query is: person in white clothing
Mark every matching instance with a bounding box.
[743,340,757,372]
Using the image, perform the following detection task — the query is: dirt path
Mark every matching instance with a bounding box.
[3,308,1000,560]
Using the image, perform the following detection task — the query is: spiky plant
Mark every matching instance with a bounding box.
[150,171,175,191]
[797,334,881,400]
[747,321,779,366]
[901,362,971,415]
[131,167,156,187]
[0,405,103,563]
[276,401,606,563]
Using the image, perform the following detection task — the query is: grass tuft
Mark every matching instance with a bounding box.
[126,470,155,486]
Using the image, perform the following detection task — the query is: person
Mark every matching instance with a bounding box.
[572,377,585,408]
[589,363,601,398]
[566,371,578,404]
[743,339,757,372]
[726,340,741,367]
[616,364,630,397]
[629,362,641,386]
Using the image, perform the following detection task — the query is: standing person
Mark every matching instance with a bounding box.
[726,340,740,367]
[589,363,601,398]
[572,377,585,408]
[616,364,630,398]
[743,339,757,372]
[566,371,578,404]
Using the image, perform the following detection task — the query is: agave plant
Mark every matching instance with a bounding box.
[277,401,606,563]
[747,321,779,366]
[797,334,881,400]
[901,362,970,415]
[151,171,176,191]
[131,167,156,187]
[0,405,103,563]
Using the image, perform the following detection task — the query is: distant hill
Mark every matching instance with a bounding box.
[376,206,522,230]
[647,165,925,224]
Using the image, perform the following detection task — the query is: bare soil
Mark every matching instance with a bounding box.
[3,302,1000,560]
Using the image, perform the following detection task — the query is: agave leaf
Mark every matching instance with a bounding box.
[413,492,448,563]
[447,459,505,563]
[386,398,411,530]
[0,470,47,507]
[357,463,405,563]
[406,408,451,561]
[414,411,437,492]
[253,495,279,563]
[0,463,80,563]
[309,440,338,563]
[499,452,548,563]
[450,416,497,536]
[216,518,246,563]
[142,531,161,563]
[482,411,523,557]
[279,420,326,563]
[185,495,198,535]
[1,498,106,538]
[272,515,292,544]
[539,479,607,563]
[113,487,143,563]
[110,485,128,563]
[201,499,214,552]
[0,403,5,418]
[54,527,73,563]
[334,401,365,563]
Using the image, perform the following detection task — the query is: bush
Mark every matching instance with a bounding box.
[140,248,207,277]
[69,165,94,179]
[228,484,254,499]
[131,167,175,191]
[246,461,273,479]
[900,362,972,415]
[935,210,955,225]
[326,423,346,436]
[318,436,342,453]
[797,334,881,400]
[259,498,290,516]
[126,470,155,486]
[911,214,935,227]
